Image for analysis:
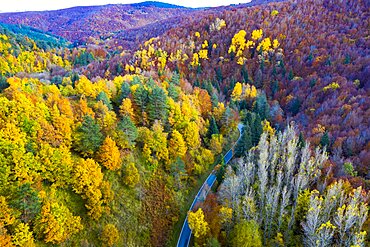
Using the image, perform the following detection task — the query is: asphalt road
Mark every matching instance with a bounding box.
[177,123,243,247]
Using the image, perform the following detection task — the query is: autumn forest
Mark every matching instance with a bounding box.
[0,0,368,246]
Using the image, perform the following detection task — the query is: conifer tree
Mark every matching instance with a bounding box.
[147,86,168,123]
[118,116,138,145]
[320,131,330,148]
[235,123,252,157]
[252,114,263,145]
[73,115,104,157]
[253,94,269,120]
[119,81,131,101]
[207,116,219,138]
[96,91,112,110]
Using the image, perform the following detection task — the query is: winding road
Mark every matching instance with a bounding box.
[176,123,243,247]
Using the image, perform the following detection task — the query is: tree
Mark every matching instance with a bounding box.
[207,237,221,247]
[183,121,201,150]
[231,220,262,247]
[73,158,103,220]
[169,130,187,159]
[298,132,305,148]
[253,93,269,120]
[209,134,223,155]
[320,131,330,149]
[123,163,140,187]
[147,86,168,123]
[119,98,135,120]
[188,208,209,239]
[207,116,219,138]
[35,201,83,244]
[132,85,148,125]
[119,81,130,101]
[101,224,119,247]
[231,82,242,101]
[117,116,138,146]
[167,83,180,101]
[251,114,263,145]
[234,123,252,157]
[12,222,35,247]
[73,115,104,157]
[97,91,112,110]
[0,226,13,247]
[97,137,121,171]
[170,71,180,85]
[10,183,41,223]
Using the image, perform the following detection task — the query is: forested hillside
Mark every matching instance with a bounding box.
[120,0,369,187]
[0,24,240,246]
[0,2,193,46]
[0,0,368,246]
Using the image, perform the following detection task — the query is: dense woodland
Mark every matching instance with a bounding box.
[0,0,368,246]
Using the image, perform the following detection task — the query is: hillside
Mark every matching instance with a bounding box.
[0,0,369,246]
[121,0,369,184]
[0,2,194,45]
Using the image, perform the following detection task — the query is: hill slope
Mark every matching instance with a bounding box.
[0,2,194,44]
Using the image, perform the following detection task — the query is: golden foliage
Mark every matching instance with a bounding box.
[188,208,209,239]
[101,224,119,247]
[97,137,121,171]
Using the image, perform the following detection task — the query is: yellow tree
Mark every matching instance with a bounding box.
[0,197,14,247]
[188,208,209,239]
[12,223,35,247]
[123,163,140,187]
[245,84,257,99]
[100,224,119,247]
[231,82,243,101]
[97,136,121,171]
[169,130,187,159]
[183,121,201,150]
[73,158,103,220]
[35,201,83,244]
[119,98,135,120]
[0,226,13,247]
[0,196,15,227]
[209,134,223,155]
[213,102,226,123]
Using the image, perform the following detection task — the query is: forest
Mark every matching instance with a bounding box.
[0,0,368,246]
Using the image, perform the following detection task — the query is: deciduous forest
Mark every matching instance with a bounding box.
[0,0,368,246]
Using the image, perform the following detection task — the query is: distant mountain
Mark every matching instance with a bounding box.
[130,1,187,9]
[0,2,194,45]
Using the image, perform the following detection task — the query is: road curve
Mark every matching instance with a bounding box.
[177,123,243,247]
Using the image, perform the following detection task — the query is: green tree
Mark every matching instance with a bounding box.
[10,183,41,223]
[132,85,148,125]
[235,123,252,157]
[207,116,219,138]
[96,91,112,110]
[298,132,305,148]
[320,131,330,149]
[253,94,269,120]
[167,83,179,101]
[207,237,221,247]
[147,86,168,123]
[117,116,138,145]
[170,71,180,85]
[73,115,104,157]
[251,114,263,145]
[231,220,262,247]
[119,81,130,102]
[343,162,357,177]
